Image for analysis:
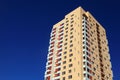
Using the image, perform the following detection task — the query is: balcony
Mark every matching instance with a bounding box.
[50,45,54,49]
[56,58,61,62]
[54,68,61,73]
[50,42,55,45]
[101,73,105,78]
[48,62,52,65]
[50,37,55,41]
[47,66,52,70]
[52,30,56,34]
[52,28,56,31]
[55,58,61,64]
[48,57,53,61]
[51,32,56,36]
[49,53,53,57]
[60,23,64,26]
[50,49,54,52]
[101,68,104,73]
[59,27,64,30]
[58,37,63,40]
[57,45,62,48]
[57,54,61,57]
[56,63,61,67]
[54,73,60,77]
[59,33,63,37]
[59,30,63,33]
[57,49,62,53]
[51,34,55,38]
[46,76,50,80]
[47,71,51,75]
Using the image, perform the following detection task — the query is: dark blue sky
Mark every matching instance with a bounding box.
[0,0,120,80]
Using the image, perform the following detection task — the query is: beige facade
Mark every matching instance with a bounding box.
[45,7,113,80]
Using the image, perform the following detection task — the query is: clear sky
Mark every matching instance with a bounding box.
[0,0,120,80]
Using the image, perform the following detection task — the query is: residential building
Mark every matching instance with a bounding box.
[45,7,113,80]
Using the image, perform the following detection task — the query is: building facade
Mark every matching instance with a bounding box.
[45,7,113,80]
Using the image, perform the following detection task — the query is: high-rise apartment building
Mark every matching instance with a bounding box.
[45,7,113,80]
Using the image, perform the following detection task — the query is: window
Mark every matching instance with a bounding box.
[69,54,73,57]
[93,67,96,71]
[83,46,85,49]
[71,24,73,27]
[78,61,80,64]
[69,49,72,52]
[65,35,68,37]
[83,37,85,40]
[69,64,73,67]
[71,21,74,23]
[64,56,67,59]
[70,32,73,34]
[64,51,67,54]
[64,43,67,45]
[63,66,66,69]
[71,18,73,20]
[63,77,65,80]
[66,20,69,23]
[68,70,72,73]
[62,71,66,75]
[70,28,73,31]
[70,36,73,39]
[82,29,85,31]
[84,73,86,77]
[64,47,67,49]
[70,40,72,43]
[68,75,72,79]
[63,61,66,64]
[65,38,67,41]
[69,59,72,62]
[74,68,76,72]
[71,14,74,17]
[65,27,68,30]
[70,44,73,47]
